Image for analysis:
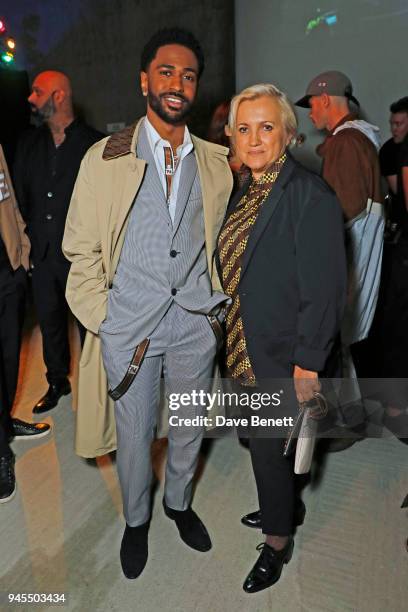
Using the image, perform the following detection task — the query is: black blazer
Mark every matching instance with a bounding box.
[217,153,347,379]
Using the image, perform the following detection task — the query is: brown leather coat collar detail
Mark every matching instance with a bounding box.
[102,123,137,160]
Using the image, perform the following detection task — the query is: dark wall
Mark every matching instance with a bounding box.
[235,0,408,170]
[0,68,30,166]
[14,0,235,137]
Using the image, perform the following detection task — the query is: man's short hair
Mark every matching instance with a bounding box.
[390,97,408,114]
[140,28,204,78]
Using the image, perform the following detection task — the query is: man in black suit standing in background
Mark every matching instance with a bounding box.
[14,70,103,415]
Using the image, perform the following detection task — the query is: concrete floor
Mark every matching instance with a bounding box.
[1,318,407,612]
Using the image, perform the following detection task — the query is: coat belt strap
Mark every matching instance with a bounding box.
[108,314,223,401]
[207,314,224,350]
[108,338,150,400]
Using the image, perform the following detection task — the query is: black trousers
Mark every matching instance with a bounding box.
[249,436,295,536]
[31,251,86,384]
[352,240,408,408]
[234,378,298,537]
[0,265,26,457]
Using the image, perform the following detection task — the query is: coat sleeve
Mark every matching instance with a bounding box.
[62,151,107,334]
[322,133,373,220]
[293,190,347,372]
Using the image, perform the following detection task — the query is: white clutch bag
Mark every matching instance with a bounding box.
[283,393,328,475]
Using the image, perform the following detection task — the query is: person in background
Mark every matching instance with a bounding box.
[13,71,104,415]
[217,83,346,593]
[377,123,408,439]
[296,70,383,451]
[208,100,242,178]
[379,97,408,243]
[361,98,408,407]
[397,124,408,219]
[380,97,408,204]
[0,143,51,504]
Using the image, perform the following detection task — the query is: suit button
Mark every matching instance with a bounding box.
[171,288,177,296]
[47,191,53,198]
[46,214,52,220]
[170,250,177,258]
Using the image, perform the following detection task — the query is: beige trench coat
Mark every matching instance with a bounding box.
[0,144,30,271]
[62,119,233,458]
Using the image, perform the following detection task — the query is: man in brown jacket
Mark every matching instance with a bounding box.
[296,71,384,450]
[0,144,50,504]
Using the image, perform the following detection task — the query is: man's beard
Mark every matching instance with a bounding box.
[147,90,193,125]
[30,96,56,125]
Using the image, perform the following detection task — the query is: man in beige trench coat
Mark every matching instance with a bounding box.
[62,28,233,579]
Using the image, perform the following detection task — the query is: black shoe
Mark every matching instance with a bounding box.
[120,522,149,579]
[0,454,16,503]
[241,510,262,529]
[11,418,51,440]
[163,499,212,552]
[33,379,71,414]
[243,538,294,593]
[241,501,306,530]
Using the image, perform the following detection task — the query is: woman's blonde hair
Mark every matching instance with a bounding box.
[227,83,298,142]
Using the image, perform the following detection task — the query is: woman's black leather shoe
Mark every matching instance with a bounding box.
[243,538,294,593]
[241,510,262,528]
[241,501,306,529]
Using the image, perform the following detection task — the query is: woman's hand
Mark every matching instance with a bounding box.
[293,365,321,403]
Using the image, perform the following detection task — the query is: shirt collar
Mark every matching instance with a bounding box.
[43,117,79,140]
[144,116,193,159]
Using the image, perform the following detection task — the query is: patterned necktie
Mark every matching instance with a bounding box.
[218,153,287,386]
[163,146,179,204]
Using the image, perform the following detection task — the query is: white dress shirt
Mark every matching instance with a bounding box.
[144,116,194,223]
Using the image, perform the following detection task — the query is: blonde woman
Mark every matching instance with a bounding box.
[217,84,347,593]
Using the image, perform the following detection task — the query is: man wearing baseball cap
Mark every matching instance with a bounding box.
[296,70,381,220]
[296,71,384,451]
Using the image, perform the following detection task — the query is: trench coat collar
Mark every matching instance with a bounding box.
[102,117,229,164]
[239,152,297,281]
[102,120,146,256]
[102,120,141,159]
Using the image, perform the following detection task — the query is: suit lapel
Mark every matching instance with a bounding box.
[240,156,296,281]
[137,123,171,226]
[112,119,179,256]
[111,156,146,256]
[172,152,197,234]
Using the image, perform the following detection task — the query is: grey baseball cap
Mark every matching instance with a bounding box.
[295,70,360,108]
